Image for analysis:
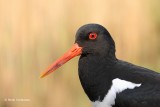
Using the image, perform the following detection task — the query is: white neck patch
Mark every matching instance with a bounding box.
[92,78,141,107]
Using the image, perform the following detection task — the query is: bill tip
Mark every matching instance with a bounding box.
[40,73,46,78]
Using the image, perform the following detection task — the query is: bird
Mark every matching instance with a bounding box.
[40,24,160,107]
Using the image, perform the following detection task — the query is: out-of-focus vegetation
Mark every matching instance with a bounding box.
[0,0,160,107]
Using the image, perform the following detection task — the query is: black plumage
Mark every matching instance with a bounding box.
[41,23,160,107]
[75,24,160,107]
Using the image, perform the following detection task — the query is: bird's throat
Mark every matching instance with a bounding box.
[78,55,115,101]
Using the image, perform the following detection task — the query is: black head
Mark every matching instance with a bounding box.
[75,24,116,59]
[40,23,116,78]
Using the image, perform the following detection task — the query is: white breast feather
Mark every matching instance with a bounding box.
[92,78,141,107]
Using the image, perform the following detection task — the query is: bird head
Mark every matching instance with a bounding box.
[40,24,116,78]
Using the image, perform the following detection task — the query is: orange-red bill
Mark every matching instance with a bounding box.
[40,43,82,78]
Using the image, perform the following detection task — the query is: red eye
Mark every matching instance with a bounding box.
[89,32,97,40]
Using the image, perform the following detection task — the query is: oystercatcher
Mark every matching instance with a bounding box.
[41,24,160,107]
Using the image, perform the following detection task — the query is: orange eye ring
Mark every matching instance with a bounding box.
[89,33,97,40]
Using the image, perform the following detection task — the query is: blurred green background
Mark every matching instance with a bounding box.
[0,0,160,107]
